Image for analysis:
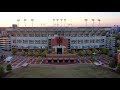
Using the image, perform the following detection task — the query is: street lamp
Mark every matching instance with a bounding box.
[60,19,63,27]
[64,19,66,27]
[17,19,20,27]
[56,19,59,27]
[31,19,34,27]
[92,19,95,27]
[84,19,88,27]
[53,19,55,27]
[24,19,27,27]
[98,19,100,27]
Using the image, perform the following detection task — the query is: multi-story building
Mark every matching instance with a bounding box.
[0,27,11,50]
[6,24,115,54]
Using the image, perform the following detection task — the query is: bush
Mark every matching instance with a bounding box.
[11,48,17,55]
[116,64,120,73]
[21,50,25,56]
[109,60,117,68]
[0,66,4,78]
[28,50,33,56]
[91,57,96,62]
[64,51,68,54]
[6,64,12,71]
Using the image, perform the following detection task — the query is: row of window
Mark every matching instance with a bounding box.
[71,39,104,44]
[13,40,47,44]
[11,34,102,37]
[12,34,48,37]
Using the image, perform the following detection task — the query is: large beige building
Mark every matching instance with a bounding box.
[6,24,115,54]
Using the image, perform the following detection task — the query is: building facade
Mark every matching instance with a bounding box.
[6,24,115,54]
[0,27,11,50]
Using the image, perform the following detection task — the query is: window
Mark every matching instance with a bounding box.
[13,40,16,43]
[29,40,34,44]
[35,40,41,44]
[41,40,47,44]
[71,40,77,44]
[23,34,28,37]
[35,34,40,37]
[96,39,100,43]
[84,40,89,43]
[23,40,28,44]
[41,34,47,37]
[90,39,94,43]
[78,40,83,44]
[29,34,34,37]
[17,40,22,43]
[101,39,104,43]
[17,34,21,37]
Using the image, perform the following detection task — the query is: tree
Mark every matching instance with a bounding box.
[11,48,17,55]
[92,57,96,62]
[71,50,77,54]
[21,49,25,56]
[116,64,120,73]
[6,64,12,71]
[100,48,109,54]
[0,66,4,78]
[42,50,48,57]
[35,50,40,56]
[64,51,68,54]
[28,50,33,56]
[36,56,41,63]
[78,50,85,56]
[92,48,99,54]
[86,49,92,56]
[109,60,117,68]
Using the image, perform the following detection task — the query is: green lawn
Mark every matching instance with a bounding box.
[4,64,120,78]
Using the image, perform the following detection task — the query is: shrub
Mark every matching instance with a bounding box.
[0,66,4,77]
[109,60,117,68]
[6,64,12,71]
[11,48,17,55]
[116,64,120,73]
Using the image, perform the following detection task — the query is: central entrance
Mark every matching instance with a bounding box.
[57,48,62,54]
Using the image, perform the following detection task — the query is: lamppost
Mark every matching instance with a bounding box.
[64,19,66,27]
[56,19,59,27]
[98,19,100,27]
[17,19,20,27]
[84,19,88,27]
[92,19,95,28]
[60,19,63,27]
[53,19,55,27]
[31,19,34,27]
[24,19,26,27]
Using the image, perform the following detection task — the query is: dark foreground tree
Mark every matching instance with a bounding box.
[6,64,12,71]
[109,60,117,68]
[116,64,120,73]
[0,66,4,78]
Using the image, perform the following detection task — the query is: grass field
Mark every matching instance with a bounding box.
[4,64,120,78]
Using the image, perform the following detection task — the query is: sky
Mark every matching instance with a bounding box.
[0,12,120,27]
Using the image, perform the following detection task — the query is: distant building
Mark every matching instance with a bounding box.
[6,24,116,54]
[0,27,11,50]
